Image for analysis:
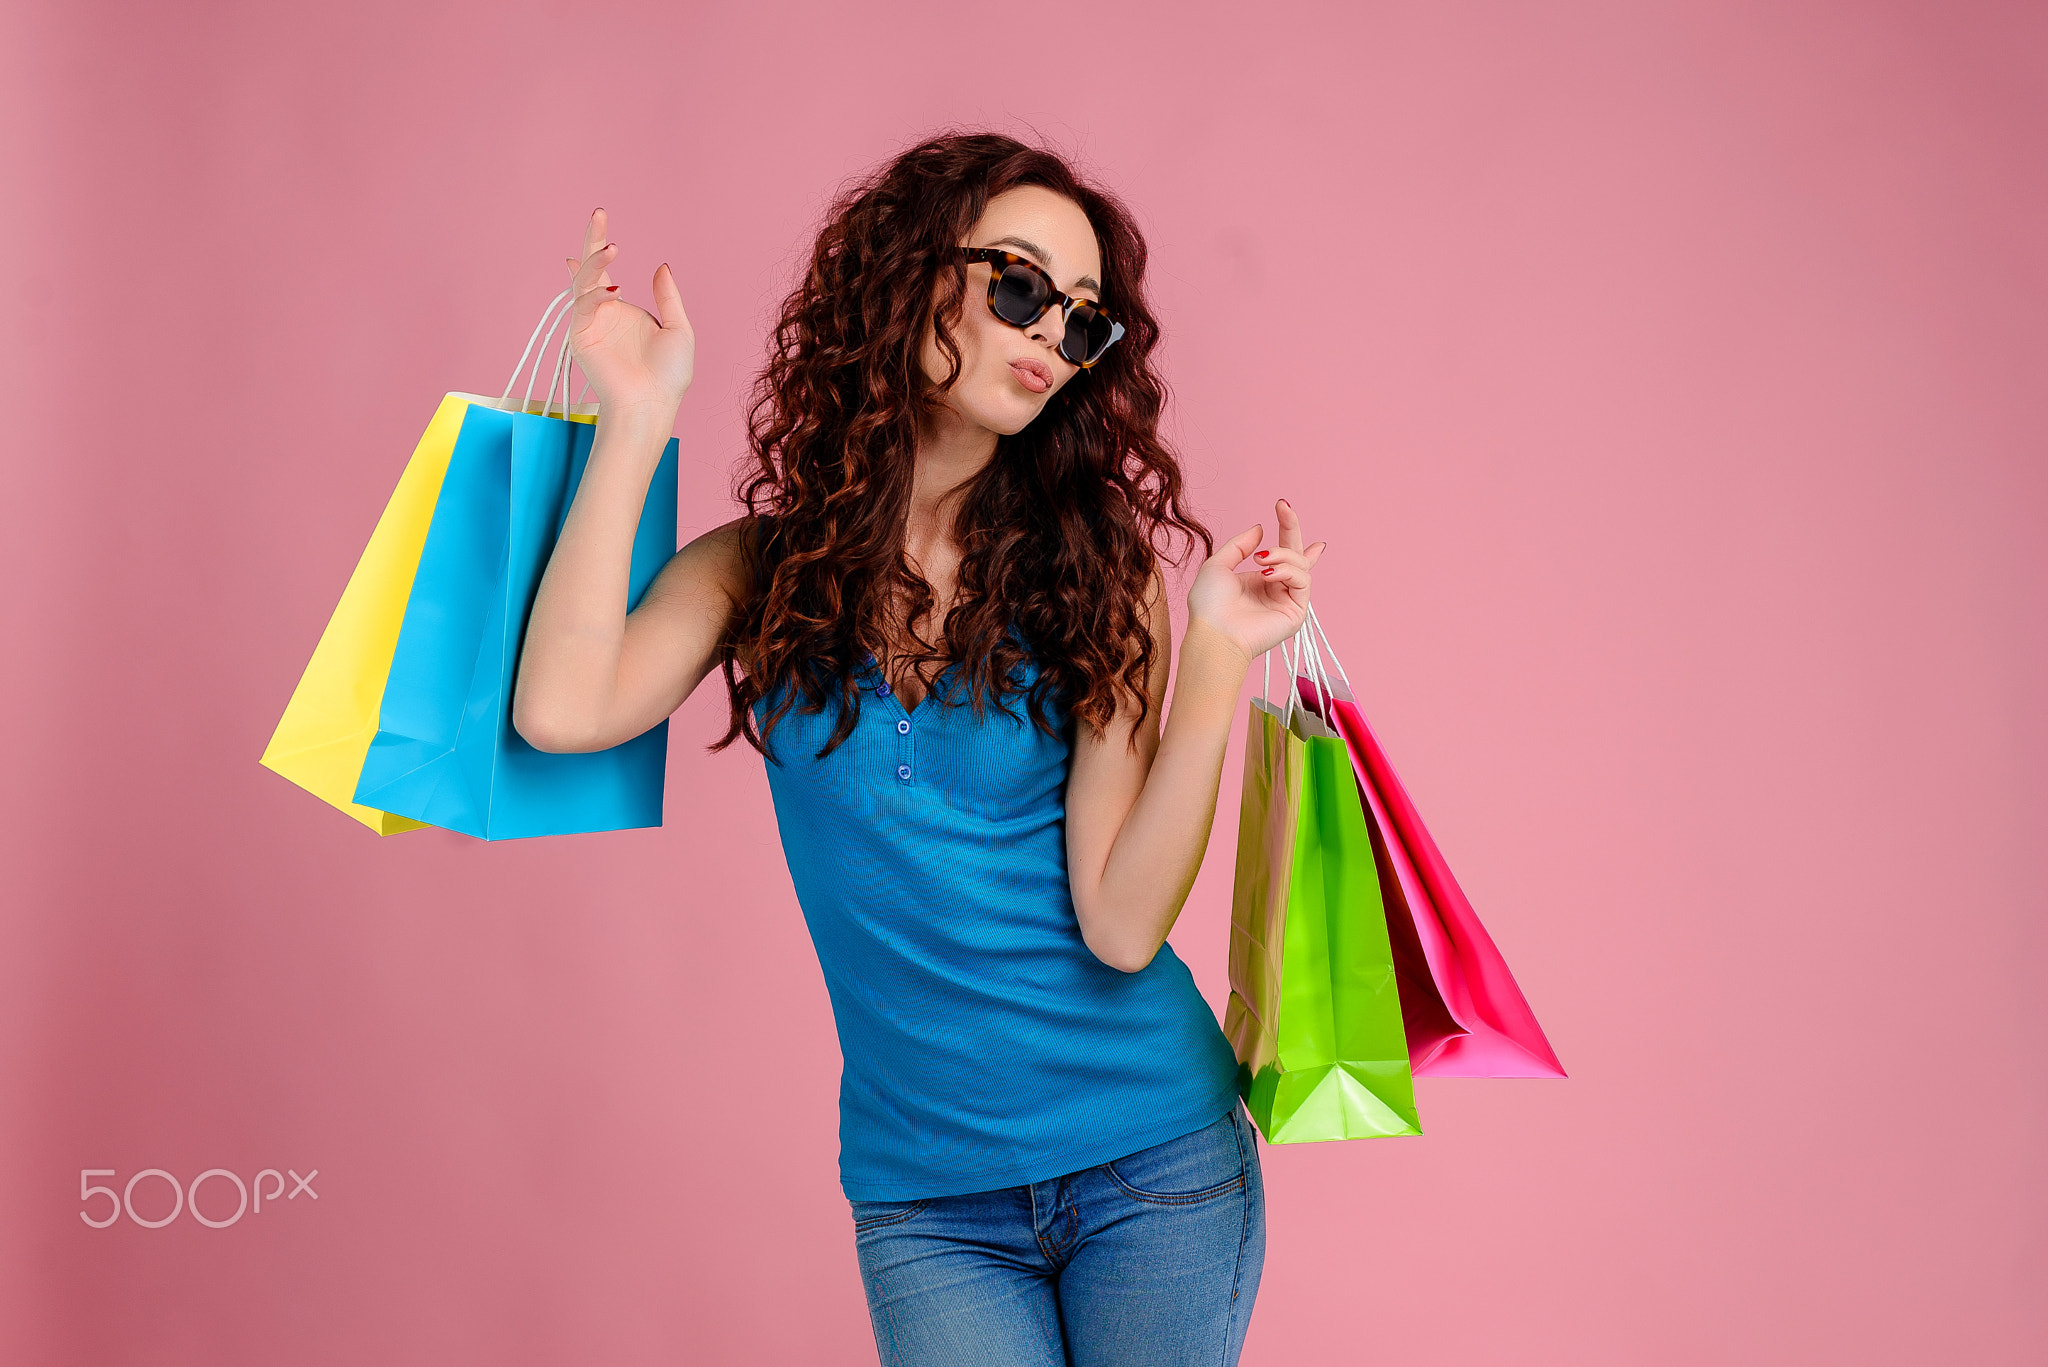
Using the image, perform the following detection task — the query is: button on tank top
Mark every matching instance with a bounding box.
[754,640,1243,1201]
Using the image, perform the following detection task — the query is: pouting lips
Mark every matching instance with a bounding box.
[1008,358,1053,393]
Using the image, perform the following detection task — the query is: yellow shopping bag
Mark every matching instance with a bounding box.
[262,287,592,833]
[259,394,477,833]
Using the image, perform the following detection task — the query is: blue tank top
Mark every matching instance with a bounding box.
[753,640,1243,1201]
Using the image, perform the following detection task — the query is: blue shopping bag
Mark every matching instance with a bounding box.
[352,400,678,839]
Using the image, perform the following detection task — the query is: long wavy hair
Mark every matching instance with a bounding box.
[710,131,1211,763]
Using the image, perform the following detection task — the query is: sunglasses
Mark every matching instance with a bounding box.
[961,247,1126,369]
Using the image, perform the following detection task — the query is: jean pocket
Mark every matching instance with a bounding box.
[849,1197,929,1233]
[1104,1109,1246,1205]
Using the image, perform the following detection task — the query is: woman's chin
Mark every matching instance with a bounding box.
[933,379,1047,438]
[979,387,1048,434]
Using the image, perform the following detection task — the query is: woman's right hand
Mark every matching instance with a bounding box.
[564,206,694,418]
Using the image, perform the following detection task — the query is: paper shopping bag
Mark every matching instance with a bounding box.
[1223,635,1423,1144]
[1296,606,1565,1078]
[350,401,677,840]
[258,394,485,834]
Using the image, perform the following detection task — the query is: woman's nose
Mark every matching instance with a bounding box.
[1026,305,1065,358]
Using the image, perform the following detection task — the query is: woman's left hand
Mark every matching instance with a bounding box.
[1186,498,1327,664]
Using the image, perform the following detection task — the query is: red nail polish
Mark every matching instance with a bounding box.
[1255,550,1269,559]
[1261,567,1274,575]
[1279,497,1291,507]
[605,285,619,291]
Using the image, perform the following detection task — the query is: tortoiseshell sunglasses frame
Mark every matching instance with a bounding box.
[960,247,1126,369]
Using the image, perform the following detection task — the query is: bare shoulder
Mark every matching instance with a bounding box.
[1078,563,1174,755]
[1142,563,1170,630]
[634,514,755,626]
[1141,563,1173,679]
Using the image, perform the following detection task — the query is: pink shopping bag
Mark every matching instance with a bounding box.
[1289,607,1566,1079]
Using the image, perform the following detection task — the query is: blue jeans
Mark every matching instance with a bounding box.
[847,1103,1265,1366]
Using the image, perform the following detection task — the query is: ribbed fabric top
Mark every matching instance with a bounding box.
[753,642,1243,1201]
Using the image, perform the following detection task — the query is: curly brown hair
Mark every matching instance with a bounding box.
[710,130,1212,764]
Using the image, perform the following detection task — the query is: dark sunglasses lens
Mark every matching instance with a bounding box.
[1064,304,1115,365]
[992,263,1051,324]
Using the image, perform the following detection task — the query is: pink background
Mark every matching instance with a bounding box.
[4,2,2043,1363]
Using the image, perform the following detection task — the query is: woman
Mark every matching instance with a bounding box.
[513,132,1324,1366]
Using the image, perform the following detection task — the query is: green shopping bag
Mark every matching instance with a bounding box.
[1223,624,1422,1143]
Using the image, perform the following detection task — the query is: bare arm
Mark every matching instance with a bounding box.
[514,496,747,753]
[1064,500,1326,972]
[509,207,743,753]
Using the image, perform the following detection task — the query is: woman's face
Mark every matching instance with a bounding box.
[920,185,1106,438]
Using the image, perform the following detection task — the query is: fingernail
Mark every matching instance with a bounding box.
[1255,550,1269,559]
[1279,497,1291,506]
[605,285,619,291]
[1261,567,1274,575]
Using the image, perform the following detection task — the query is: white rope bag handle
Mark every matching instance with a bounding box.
[499,287,598,419]
[1255,604,1350,741]
[1303,602,1357,704]
[1290,609,1344,734]
[1261,618,1318,733]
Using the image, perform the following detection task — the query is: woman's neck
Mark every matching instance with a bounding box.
[907,409,998,554]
